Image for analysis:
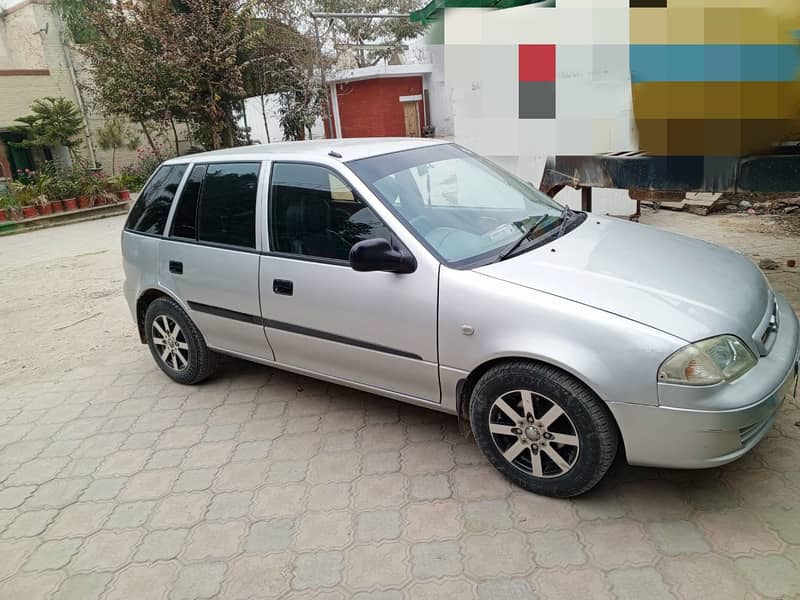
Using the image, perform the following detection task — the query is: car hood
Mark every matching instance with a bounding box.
[475,215,769,345]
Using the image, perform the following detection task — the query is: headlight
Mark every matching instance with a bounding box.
[658,335,757,386]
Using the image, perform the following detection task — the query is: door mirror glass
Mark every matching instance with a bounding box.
[349,238,416,274]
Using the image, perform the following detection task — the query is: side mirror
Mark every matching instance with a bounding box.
[349,238,417,274]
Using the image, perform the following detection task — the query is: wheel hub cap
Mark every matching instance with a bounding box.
[524,426,541,442]
[488,389,581,479]
[151,315,189,372]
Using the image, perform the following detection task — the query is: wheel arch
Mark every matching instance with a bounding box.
[135,287,184,343]
[456,356,621,437]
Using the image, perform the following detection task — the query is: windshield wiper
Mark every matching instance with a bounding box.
[498,214,549,261]
[556,203,574,238]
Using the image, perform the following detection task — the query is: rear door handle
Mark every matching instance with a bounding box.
[273,279,293,296]
[169,261,183,275]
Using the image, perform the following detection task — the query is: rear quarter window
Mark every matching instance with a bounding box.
[126,164,188,235]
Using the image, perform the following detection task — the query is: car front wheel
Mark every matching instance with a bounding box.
[470,360,618,498]
[144,297,218,385]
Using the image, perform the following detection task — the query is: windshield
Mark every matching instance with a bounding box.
[348,144,566,266]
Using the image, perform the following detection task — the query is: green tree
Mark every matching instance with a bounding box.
[245,16,324,142]
[81,2,188,158]
[162,0,256,149]
[50,0,108,43]
[83,0,267,151]
[317,0,425,68]
[10,97,84,161]
[96,119,141,175]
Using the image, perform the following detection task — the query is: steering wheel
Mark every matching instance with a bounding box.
[409,215,435,235]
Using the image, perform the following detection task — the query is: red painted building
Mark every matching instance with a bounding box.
[324,64,433,139]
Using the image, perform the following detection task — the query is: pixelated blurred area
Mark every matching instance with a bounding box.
[631,0,800,156]
[519,44,557,119]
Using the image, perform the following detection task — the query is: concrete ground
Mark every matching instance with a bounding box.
[0,210,799,600]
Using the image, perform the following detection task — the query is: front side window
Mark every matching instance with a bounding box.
[126,164,187,235]
[197,162,260,249]
[348,144,569,265]
[270,162,391,261]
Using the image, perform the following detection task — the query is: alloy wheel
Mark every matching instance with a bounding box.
[151,314,189,372]
[488,389,580,478]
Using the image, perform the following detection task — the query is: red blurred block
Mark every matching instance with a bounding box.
[519,44,556,82]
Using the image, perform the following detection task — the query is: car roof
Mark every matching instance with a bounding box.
[163,137,449,165]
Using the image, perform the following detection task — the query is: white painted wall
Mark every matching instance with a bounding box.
[240,94,325,144]
[438,0,638,216]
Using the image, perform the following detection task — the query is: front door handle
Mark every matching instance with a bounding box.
[169,261,183,275]
[273,279,293,296]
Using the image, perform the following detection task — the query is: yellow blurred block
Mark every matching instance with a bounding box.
[635,117,800,156]
[633,82,800,120]
[667,9,706,45]
[703,7,782,44]
[631,2,799,45]
[630,8,668,45]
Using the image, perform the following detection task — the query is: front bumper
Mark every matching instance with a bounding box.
[610,293,800,469]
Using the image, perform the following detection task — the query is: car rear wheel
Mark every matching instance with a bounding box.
[145,297,218,385]
[470,360,618,498]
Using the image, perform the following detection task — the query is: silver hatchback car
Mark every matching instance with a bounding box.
[122,138,800,497]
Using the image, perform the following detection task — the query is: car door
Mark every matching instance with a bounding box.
[258,161,440,403]
[159,161,275,361]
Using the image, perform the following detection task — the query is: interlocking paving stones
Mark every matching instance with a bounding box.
[1,211,799,598]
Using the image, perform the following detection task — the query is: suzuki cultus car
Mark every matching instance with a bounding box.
[122,139,799,497]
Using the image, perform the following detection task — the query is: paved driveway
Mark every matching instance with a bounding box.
[0,212,799,599]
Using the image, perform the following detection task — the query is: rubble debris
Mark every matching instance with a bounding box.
[684,193,726,216]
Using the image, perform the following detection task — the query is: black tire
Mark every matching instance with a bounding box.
[470,360,618,498]
[144,297,218,385]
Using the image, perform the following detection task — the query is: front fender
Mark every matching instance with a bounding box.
[438,268,686,409]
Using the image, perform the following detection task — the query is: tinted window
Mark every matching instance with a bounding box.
[126,164,187,234]
[171,164,205,239]
[270,163,391,261]
[197,163,259,249]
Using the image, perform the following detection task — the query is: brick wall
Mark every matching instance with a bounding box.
[333,76,423,138]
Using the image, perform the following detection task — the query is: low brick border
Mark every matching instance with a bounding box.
[0,200,132,237]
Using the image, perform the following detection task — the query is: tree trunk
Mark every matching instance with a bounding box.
[208,82,223,150]
[169,117,180,155]
[111,146,116,176]
[260,95,271,144]
[225,110,235,148]
[138,121,161,160]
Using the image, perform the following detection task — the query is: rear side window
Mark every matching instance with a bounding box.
[198,162,260,249]
[170,164,205,239]
[126,164,187,234]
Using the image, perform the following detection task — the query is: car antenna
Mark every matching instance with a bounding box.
[328,150,342,158]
